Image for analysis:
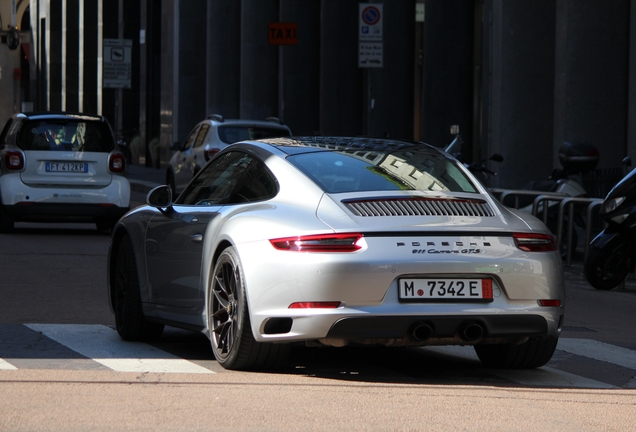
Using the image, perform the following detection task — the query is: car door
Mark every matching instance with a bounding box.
[145,151,255,308]
[173,125,200,192]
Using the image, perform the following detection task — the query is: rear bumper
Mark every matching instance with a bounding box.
[0,174,130,221]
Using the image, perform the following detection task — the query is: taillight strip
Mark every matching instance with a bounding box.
[513,233,557,252]
[270,233,364,252]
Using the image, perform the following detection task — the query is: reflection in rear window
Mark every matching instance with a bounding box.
[287,150,478,194]
[218,126,290,144]
[18,120,115,152]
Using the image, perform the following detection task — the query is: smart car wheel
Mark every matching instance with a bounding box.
[474,336,558,369]
[209,246,288,370]
[112,235,164,341]
[0,206,14,233]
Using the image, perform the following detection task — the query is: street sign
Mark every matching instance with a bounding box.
[268,23,298,45]
[359,3,383,41]
[103,39,132,89]
[359,42,383,68]
[359,3,383,68]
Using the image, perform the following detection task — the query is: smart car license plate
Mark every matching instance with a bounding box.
[45,162,88,172]
[399,278,493,302]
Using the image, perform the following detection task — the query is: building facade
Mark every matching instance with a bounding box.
[1,0,635,191]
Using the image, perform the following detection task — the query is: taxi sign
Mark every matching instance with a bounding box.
[268,22,298,45]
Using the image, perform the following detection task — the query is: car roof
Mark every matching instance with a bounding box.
[16,112,107,122]
[201,115,290,129]
[255,136,443,156]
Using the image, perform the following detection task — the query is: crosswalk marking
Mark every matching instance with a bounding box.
[0,358,18,370]
[557,338,636,370]
[24,324,214,374]
[1,324,634,388]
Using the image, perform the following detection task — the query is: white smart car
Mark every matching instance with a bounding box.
[0,112,130,232]
[166,114,291,195]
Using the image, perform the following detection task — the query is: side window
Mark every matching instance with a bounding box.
[177,152,251,205]
[182,126,200,152]
[193,124,210,148]
[0,118,14,148]
[227,158,278,203]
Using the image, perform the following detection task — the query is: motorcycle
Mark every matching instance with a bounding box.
[584,156,635,290]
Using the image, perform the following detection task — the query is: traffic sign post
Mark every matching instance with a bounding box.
[359,3,383,68]
[103,39,132,89]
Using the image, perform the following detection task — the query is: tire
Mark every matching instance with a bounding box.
[474,336,558,369]
[584,239,633,290]
[96,217,118,232]
[0,206,14,233]
[112,235,164,341]
[208,246,289,370]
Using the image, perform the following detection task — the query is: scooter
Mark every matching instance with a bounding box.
[584,156,635,290]
[516,142,600,257]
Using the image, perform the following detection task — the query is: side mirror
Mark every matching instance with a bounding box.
[147,185,173,208]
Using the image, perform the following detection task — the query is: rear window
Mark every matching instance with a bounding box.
[17,120,115,152]
[287,149,478,194]
[218,125,290,144]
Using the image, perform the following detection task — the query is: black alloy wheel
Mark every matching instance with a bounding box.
[209,247,288,370]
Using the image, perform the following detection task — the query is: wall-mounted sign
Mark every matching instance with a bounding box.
[359,3,383,68]
[268,22,298,45]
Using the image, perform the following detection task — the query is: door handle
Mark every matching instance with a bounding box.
[190,233,203,243]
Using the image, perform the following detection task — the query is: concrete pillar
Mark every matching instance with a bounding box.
[320,0,363,135]
[630,0,636,162]
[207,0,241,118]
[484,0,556,189]
[49,0,62,111]
[280,0,321,134]
[159,0,177,166]
[554,0,629,170]
[65,0,80,113]
[240,0,279,119]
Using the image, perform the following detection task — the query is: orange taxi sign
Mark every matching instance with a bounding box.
[268,22,298,45]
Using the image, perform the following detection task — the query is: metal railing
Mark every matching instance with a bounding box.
[490,188,604,266]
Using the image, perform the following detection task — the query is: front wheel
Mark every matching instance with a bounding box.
[208,246,288,370]
[584,238,634,290]
[474,337,558,369]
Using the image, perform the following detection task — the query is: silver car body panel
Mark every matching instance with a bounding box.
[109,139,564,347]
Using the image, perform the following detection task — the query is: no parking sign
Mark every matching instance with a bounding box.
[359,3,383,68]
[359,4,383,41]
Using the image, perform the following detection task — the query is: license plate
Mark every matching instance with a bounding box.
[399,278,493,302]
[45,162,88,173]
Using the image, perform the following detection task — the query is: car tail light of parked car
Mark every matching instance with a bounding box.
[269,233,365,252]
[5,151,24,171]
[204,147,220,161]
[108,153,126,174]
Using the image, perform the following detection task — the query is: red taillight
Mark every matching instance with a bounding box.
[538,299,561,307]
[5,151,24,170]
[289,302,341,309]
[204,148,220,161]
[513,233,557,252]
[109,153,126,173]
[270,233,365,252]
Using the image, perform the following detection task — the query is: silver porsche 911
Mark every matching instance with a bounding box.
[107,137,564,371]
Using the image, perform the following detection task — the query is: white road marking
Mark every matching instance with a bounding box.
[0,358,18,370]
[25,324,214,374]
[422,344,618,388]
[558,338,636,370]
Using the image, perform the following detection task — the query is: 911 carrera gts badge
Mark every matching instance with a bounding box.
[397,241,485,254]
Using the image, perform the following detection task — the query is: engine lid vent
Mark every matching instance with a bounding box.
[343,197,495,217]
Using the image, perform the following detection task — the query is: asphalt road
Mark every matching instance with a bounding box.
[1,190,635,431]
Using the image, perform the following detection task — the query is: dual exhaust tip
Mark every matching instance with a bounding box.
[409,321,484,342]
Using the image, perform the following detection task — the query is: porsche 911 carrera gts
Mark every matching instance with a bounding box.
[107,137,564,370]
